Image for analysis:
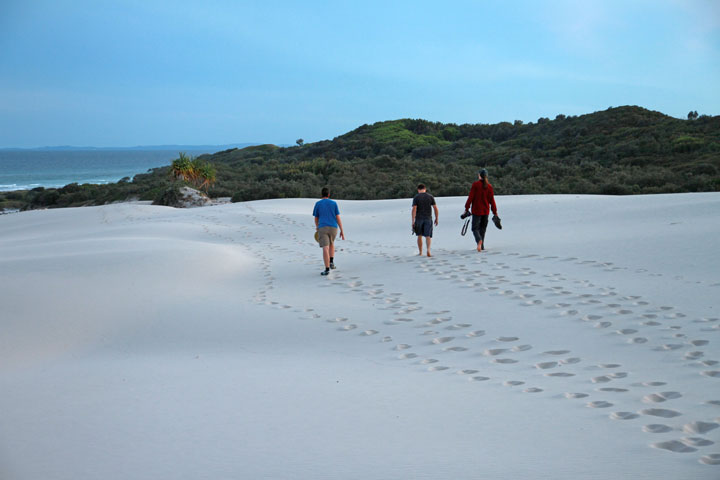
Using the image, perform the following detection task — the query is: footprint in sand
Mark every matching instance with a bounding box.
[656,344,684,351]
[398,353,418,359]
[432,336,454,344]
[651,440,697,453]
[611,412,640,420]
[427,366,449,372]
[642,392,682,403]
[496,336,519,342]
[493,358,518,364]
[484,348,508,356]
[466,330,486,338]
[616,329,638,335]
[444,346,468,352]
[361,330,379,336]
[546,372,575,377]
[629,337,648,344]
[457,369,480,375]
[421,358,438,364]
[599,388,629,393]
[588,401,614,408]
[561,357,582,365]
[699,454,720,465]
[512,344,532,352]
[564,392,589,399]
[682,437,714,447]
[381,336,393,342]
[544,350,571,356]
[340,324,357,331]
[524,387,543,393]
[536,361,558,370]
[394,318,415,323]
[394,344,412,351]
[643,424,673,433]
[683,421,719,435]
[445,323,471,330]
[504,380,525,386]
[470,376,490,382]
[640,408,682,418]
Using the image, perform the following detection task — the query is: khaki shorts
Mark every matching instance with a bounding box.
[317,226,338,248]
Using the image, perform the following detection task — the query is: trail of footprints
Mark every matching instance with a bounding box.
[209,206,719,467]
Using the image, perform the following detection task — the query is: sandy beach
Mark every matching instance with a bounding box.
[1,193,719,479]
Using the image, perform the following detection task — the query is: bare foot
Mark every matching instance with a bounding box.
[417,251,423,256]
[477,241,483,252]
[427,252,432,257]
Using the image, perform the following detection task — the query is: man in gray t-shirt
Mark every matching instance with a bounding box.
[411,183,439,257]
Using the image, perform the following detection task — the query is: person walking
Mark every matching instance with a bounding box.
[464,169,498,252]
[313,187,345,276]
[412,184,439,257]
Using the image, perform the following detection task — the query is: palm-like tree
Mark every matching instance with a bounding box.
[170,153,216,192]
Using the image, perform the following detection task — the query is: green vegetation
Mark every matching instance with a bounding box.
[170,152,217,192]
[2,106,718,211]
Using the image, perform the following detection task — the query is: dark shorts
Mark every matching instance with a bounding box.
[414,217,433,237]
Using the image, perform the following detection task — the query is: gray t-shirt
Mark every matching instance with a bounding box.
[412,192,436,219]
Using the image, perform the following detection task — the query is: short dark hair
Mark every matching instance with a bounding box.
[417,184,426,190]
[321,187,330,197]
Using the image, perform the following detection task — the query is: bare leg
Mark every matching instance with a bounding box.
[322,246,330,268]
[329,242,335,261]
[417,236,423,255]
[426,237,432,257]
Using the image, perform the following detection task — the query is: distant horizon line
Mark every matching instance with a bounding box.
[0,143,273,152]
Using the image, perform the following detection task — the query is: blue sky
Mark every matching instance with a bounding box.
[1,0,718,147]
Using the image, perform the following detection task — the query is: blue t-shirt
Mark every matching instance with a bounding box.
[313,198,340,228]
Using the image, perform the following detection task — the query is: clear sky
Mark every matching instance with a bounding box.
[1,0,718,148]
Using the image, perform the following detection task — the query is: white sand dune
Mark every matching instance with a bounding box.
[1,193,719,479]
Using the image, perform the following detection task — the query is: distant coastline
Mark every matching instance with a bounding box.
[0,144,264,193]
[0,143,259,152]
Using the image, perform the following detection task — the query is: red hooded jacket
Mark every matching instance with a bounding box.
[465,180,497,216]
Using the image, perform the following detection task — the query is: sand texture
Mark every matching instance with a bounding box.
[1,193,719,479]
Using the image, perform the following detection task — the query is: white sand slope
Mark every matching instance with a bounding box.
[1,193,719,479]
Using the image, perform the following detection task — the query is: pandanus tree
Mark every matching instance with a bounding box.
[170,153,217,193]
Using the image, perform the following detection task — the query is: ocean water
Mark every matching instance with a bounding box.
[0,150,205,192]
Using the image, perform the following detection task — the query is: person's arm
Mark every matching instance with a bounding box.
[411,205,417,227]
[336,215,345,240]
[489,186,498,216]
[314,216,319,229]
[433,204,439,226]
[464,184,475,212]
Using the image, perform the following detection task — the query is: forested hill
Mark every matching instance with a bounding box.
[2,106,719,210]
[200,106,719,200]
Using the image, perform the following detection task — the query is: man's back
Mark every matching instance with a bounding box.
[313,198,339,228]
[412,192,435,218]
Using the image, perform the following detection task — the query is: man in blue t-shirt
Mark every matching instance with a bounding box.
[313,187,345,276]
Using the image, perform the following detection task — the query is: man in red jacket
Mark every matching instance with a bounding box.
[464,169,498,252]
